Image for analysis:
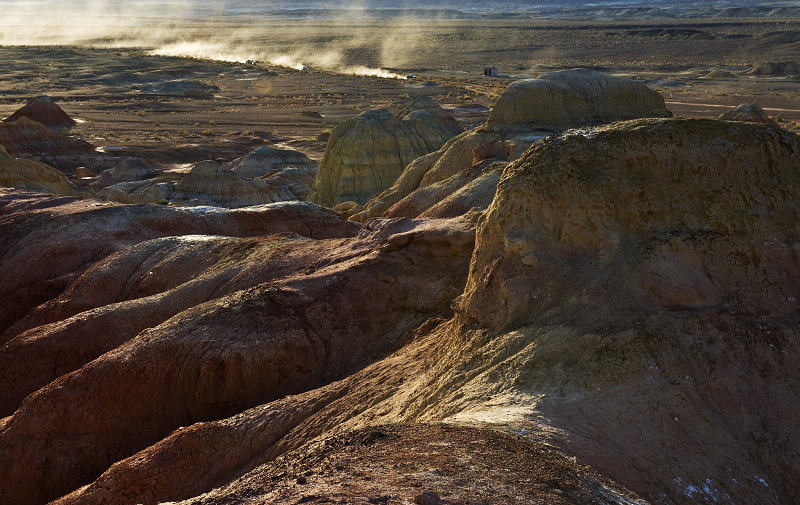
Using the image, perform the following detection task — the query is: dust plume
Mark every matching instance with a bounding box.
[0,0,435,79]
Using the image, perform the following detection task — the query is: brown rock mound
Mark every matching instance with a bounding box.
[718,102,779,126]
[0,146,81,197]
[171,160,276,207]
[0,191,358,340]
[355,69,670,222]
[450,118,800,503]
[0,199,477,505]
[0,117,94,159]
[92,157,158,190]
[486,68,671,131]
[308,96,462,208]
[226,145,317,179]
[3,96,76,130]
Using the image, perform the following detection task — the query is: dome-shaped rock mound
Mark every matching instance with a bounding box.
[92,157,158,190]
[356,69,671,222]
[487,68,671,131]
[0,145,81,196]
[226,146,316,179]
[172,160,275,208]
[3,96,76,130]
[308,96,462,208]
[718,102,779,126]
[0,117,94,158]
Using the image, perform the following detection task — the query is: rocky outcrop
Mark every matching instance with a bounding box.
[718,102,779,125]
[0,188,477,505]
[0,117,94,162]
[92,157,158,190]
[308,96,462,208]
[354,69,671,222]
[3,118,799,505]
[0,190,359,340]
[97,157,317,207]
[446,119,800,503]
[171,160,276,207]
[747,60,800,75]
[226,146,316,179]
[3,96,76,130]
[486,68,671,131]
[100,179,175,204]
[0,146,82,197]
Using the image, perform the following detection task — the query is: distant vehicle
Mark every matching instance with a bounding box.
[406,74,417,79]
[300,66,309,71]
[483,66,498,77]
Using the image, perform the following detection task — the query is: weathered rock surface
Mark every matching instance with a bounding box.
[91,157,158,190]
[0,188,477,505]
[0,146,82,197]
[0,117,94,163]
[226,145,316,179]
[486,68,671,131]
[355,69,670,222]
[171,160,277,207]
[450,118,800,503]
[718,102,779,125]
[0,191,358,341]
[99,179,174,205]
[3,118,799,505]
[747,60,800,75]
[308,96,462,207]
[2,96,76,129]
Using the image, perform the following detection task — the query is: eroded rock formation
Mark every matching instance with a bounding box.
[718,102,779,125]
[308,96,462,207]
[226,145,317,179]
[0,117,94,166]
[353,69,671,222]
[0,146,82,196]
[2,96,76,130]
[2,112,799,505]
[92,157,158,190]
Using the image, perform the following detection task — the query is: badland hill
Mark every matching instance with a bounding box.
[1,61,799,505]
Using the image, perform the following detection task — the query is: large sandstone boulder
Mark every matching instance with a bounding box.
[354,69,671,222]
[718,102,779,126]
[3,96,76,130]
[92,157,158,190]
[0,146,82,197]
[226,146,316,179]
[486,68,671,131]
[308,96,462,208]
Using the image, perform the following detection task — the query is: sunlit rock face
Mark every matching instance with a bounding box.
[355,69,671,222]
[308,96,462,208]
[3,96,76,130]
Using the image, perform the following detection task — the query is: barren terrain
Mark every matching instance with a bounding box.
[1,11,800,505]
